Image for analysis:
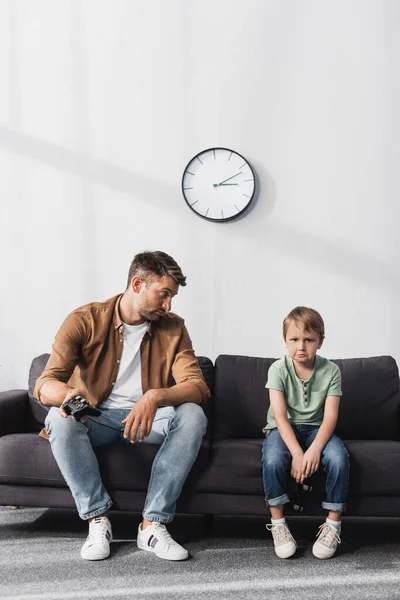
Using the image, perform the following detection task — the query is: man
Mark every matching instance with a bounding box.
[34,251,210,561]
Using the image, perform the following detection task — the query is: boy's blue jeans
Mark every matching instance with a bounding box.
[45,403,207,522]
[262,425,349,512]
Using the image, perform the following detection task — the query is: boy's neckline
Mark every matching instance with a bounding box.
[287,354,319,383]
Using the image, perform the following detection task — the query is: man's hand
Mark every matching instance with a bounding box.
[122,390,162,443]
[302,446,321,479]
[291,451,305,483]
[59,388,87,418]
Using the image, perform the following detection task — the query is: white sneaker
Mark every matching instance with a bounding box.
[266,522,297,558]
[312,522,341,559]
[137,522,189,561]
[81,516,112,560]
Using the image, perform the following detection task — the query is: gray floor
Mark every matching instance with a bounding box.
[2,507,400,600]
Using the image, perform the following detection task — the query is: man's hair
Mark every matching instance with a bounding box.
[126,251,187,289]
[283,306,325,341]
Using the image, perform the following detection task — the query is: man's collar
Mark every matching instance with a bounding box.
[113,294,154,336]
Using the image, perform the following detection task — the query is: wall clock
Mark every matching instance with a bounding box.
[182,147,256,222]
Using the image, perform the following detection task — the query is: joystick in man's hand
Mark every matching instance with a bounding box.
[61,396,101,422]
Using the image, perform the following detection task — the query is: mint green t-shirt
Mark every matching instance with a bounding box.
[263,354,342,434]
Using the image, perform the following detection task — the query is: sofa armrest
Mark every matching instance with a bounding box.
[0,390,30,436]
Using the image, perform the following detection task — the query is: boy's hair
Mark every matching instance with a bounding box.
[283,307,325,341]
[126,251,187,289]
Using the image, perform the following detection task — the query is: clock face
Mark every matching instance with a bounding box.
[182,147,255,222]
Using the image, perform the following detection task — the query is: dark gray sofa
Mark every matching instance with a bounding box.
[1,354,400,518]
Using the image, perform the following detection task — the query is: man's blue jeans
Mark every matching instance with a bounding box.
[45,403,207,522]
[262,425,350,512]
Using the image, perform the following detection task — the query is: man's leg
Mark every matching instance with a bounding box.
[136,403,207,560]
[45,407,123,560]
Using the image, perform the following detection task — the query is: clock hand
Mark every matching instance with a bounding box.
[218,183,238,186]
[216,171,242,186]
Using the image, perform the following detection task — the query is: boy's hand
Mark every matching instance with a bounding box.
[302,446,321,478]
[291,451,305,483]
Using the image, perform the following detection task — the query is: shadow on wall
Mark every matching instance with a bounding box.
[0,125,178,213]
[2,123,399,298]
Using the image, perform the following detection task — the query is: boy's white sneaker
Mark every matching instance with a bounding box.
[137,522,189,561]
[81,516,112,560]
[266,522,297,558]
[312,522,341,559]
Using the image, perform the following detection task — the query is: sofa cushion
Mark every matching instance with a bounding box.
[345,439,400,496]
[332,356,400,440]
[213,354,400,441]
[205,439,264,495]
[0,433,210,493]
[28,354,214,428]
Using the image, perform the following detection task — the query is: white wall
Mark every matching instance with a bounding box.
[1,0,399,389]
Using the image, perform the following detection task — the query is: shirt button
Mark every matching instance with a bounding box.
[117,360,120,364]
[120,339,123,342]
[111,381,115,386]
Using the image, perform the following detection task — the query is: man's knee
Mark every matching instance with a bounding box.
[45,406,82,438]
[175,402,208,435]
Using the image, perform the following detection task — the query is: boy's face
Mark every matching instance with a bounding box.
[284,320,323,367]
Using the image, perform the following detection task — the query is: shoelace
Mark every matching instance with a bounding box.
[150,523,175,546]
[316,523,341,547]
[266,523,294,545]
[88,518,109,544]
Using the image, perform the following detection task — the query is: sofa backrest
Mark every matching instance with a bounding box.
[212,354,400,441]
[212,355,276,439]
[333,356,400,440]
[28,353,214,428]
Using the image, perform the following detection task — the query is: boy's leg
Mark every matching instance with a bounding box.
[262,429,297,558]
[304,430,349,559]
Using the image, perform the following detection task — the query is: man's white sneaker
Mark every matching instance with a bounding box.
[81,516,112,561]
[266,522,297,559]
[312,522,341,559]
[137,522,189,561]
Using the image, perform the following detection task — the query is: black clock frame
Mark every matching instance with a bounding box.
[181,147,256,223]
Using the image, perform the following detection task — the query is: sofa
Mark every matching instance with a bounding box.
[1,353,400,518]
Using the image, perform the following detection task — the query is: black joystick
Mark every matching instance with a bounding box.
[62,396,101,422]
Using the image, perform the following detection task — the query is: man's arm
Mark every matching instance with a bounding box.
[302,396,340,478]
[122,324,209,442]
[269,389,305,483]
[34,311,86,407]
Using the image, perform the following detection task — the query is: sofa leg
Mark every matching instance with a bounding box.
[204,514,214,535]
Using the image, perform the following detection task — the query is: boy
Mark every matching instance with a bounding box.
[262,307,349,559]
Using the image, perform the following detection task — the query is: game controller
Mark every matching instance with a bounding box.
[61,396,101,422]
[292,479,313,512]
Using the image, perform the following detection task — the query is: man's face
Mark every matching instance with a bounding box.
[284,320,323,367]
[135,275,179,321]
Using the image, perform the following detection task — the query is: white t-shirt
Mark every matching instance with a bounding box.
[102,320,149,410]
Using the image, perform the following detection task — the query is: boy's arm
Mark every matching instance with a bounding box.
[269,389,305,483]
[302,395,340,478]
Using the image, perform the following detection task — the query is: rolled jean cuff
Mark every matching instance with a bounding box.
[266,493,291,507]
[142,513,173,524]
[81,499,113,521]
[322,501,346,512]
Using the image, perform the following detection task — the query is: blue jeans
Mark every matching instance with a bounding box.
[262,425,349,512]
[45,403,207,522]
